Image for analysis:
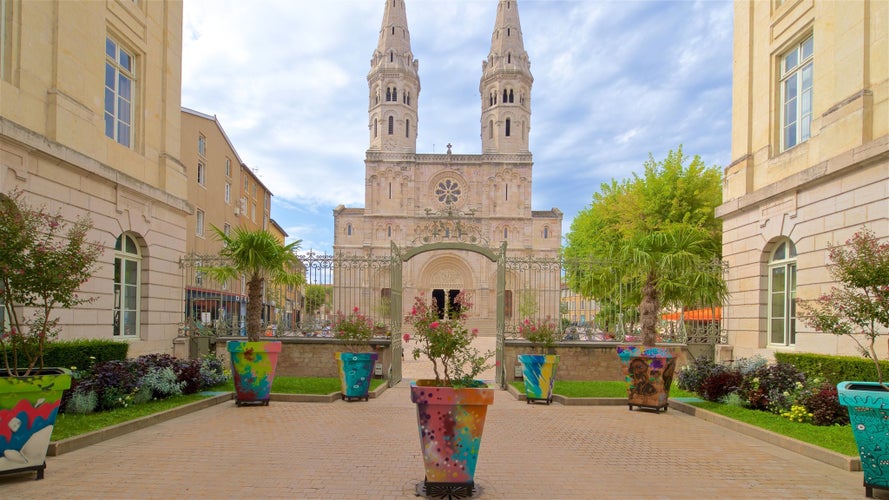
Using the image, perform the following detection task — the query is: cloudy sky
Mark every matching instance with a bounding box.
[181,0,734,253]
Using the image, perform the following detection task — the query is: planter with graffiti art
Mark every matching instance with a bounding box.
[335,352,378,401]
[0,368,71,479]
[517,354,559,404]
[227,341,282,406]
[617,346,676,413]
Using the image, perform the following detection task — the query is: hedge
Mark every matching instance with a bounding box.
[775,352,889,385]
[2,339,129,371]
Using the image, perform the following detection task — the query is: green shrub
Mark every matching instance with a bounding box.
[775,352,889,385]
[2,339,129,371]
[139,367,184,399]
[65,390,98,414]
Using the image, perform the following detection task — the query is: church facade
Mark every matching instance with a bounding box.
[333,0,562,335]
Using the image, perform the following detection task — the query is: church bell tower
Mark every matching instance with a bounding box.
[480,0,533,154]
[368,0,420,153]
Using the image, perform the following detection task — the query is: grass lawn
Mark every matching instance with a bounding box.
[509,379,856,456]
[53,377,386,440]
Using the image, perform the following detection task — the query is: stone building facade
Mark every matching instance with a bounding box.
[1,0,187,356]
[333,0,562,335]
[718,0,888,361]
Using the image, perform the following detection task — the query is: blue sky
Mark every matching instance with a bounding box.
[181,0,734,254]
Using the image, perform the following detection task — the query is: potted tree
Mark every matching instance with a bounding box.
[800,228,889,498]
[563,148,726,413]
[203,226,304,406]
[516,316,561,404]
[331,306,377,401]
[0,191,102,479]
[404,292,494,497]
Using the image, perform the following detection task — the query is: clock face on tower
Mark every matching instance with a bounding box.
[435,178,461,206]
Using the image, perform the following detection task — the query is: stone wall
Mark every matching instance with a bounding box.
[211,338,392,379]
[503,340,690,382]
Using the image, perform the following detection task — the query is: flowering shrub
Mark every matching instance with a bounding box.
[517,316,562,352]
[801,384,850,426]
[0,190,103,376]
[331,306,375,351]
[403,292,493,387]
[781,405,814,424]
[738,362,807,413]
[799,228,889,387]
[677,358,727,394]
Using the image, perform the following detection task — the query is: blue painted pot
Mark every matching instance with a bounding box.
[837,381,889,497]
[517,354,559,404]
[335,352,378,401]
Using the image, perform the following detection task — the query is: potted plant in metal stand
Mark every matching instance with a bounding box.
[203,226,304,406]
[517,316,561,404]
[331,306,377,401]
[0,191,102,479]
[404,291,494,498]
[800,228,889,498]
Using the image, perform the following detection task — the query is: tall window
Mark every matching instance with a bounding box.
[505,118,511,137]
[198,135,206,156]
[769,239,797,346]
[196,209,204,236]
[405,119,410,138]
[105,37,134,147]
[224,182,231,204]
[780,35,813,151]
[225,158,232,177]
[197,162,205,186]
[113,234,141,337]
[388,116,394,135]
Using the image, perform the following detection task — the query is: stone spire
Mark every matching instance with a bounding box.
[368,0,420,153]
[480,0,533,154]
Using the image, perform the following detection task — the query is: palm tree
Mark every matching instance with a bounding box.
[203,226,304,341]
[629,223,727,346]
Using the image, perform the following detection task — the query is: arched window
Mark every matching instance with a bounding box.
[768,239,797,346]
[405,118,410,138]
[407,93,411,106]
[387,226,392,238]
[505,118,511,137]
[388,116,394,135]
[503,227,509,239]
[489,120,494,139]
[374,118,378,138]
[509,89,514,103]
[388,182,392,199]
[544,227,549,239]
[503,89,508,103]
[508,52,512,64]
[347,224,353,236]
[113,234,141,337]
[386,88,391,101]
[392,87,397,101]
[390,51,394,63]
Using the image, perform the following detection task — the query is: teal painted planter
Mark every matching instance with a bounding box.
[0,368,72,479]
[837,381,889,497]
[518,354,559,404]
[410,380,494,495]
[336,352,378,401]
[227,341,282,406]
[616,346,677,413]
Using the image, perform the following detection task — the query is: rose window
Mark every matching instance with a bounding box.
[435,179,461,205]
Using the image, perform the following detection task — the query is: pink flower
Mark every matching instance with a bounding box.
[403,333,411,342]
[471,328,479,337]
[430,321,439,329]
[353,306,360,313]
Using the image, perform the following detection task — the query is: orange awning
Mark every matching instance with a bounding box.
[661,307,721,321]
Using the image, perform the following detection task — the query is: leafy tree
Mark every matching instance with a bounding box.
[799,229,889,387]
[203,227,305,341]
[304,284,328,318]
[0,190,103,375]
[564,146,725,346]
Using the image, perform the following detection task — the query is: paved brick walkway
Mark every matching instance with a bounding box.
[2,337,885,499]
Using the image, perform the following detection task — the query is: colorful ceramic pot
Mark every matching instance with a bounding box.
[227,341,281,406]
[410,380,494,493]
[837,381,889,497]
[518,354,559,404]
[336,352,378,401]
[1,368,71,479]
[616,346,676,413]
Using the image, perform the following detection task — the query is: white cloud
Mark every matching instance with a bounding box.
[182,0,734,253]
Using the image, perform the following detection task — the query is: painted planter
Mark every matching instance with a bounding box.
[227,341,282,406]
[410,380,494,496]
[518,354,559,404]
[335,352,378,401]
[1,368,71,479]
[837,381,889,498]
[616,346,677,413]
